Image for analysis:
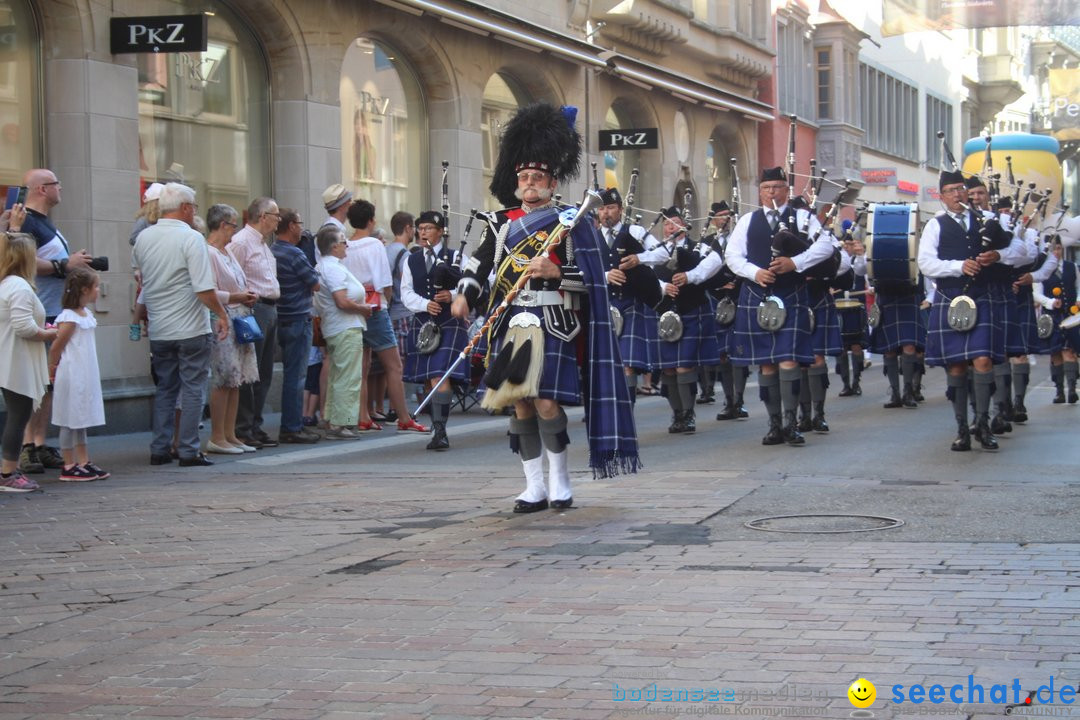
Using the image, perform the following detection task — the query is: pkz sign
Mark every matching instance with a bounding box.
[110,15,208,54]
[599,128,659,151]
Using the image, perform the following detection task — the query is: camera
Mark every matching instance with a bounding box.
[88,256,109,272]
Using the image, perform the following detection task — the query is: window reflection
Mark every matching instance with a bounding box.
[0,0,40,193]
[481,72,530,210]
[136,4,268,214]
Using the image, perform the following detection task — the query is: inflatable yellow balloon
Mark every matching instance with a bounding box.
[962,134,1062,200]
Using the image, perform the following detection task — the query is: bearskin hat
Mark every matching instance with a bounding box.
[489,103,582,208]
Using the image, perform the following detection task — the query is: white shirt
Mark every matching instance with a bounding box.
[725,206,833,283]
[400,243,460,315]
[226,224,280,300]
[133,218,216,342]
[345,235,393,292]
[917,210,1026,280]
[314,255,366,338]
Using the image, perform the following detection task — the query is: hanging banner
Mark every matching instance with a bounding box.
[1048,68,1080,142]
[881,1,1079,37]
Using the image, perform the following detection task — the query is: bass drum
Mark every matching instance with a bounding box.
[866,203,920,292]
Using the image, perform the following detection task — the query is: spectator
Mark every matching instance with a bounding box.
[130,182,164,246]
[47,267,110,481]
[313,226,371,439]
[383,210,416,414]
[344,199,427,434]
[227,197,282,449]
[204,204,259,455]
[132,183,229,467]
[271,209,321,444]
[320,184,353,236]
[0,232,56,491]
[18,168,91,475]
[302,346,323,427]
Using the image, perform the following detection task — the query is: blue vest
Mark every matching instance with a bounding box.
[1063,260,1077,308]
[407,245,455,321]
[934,211,987,291]
[604,225,634,300]
[746,206,801,291]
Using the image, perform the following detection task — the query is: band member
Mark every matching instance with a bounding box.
[400,210,468,450]
[726,167,837,446]
[704,202,750,421]
[1011,198,1061,419]
[450,102,638,513]
[917,169,1017,452]
[1033,242,1079,404]
[596,187,662,403]
[965,176,1028,433]
[834,219,869,397]
[869,273,927,410]
[798,205,850,433]
[652,207,724,434]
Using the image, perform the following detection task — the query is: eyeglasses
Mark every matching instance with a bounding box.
[41,181,61,188]
[223,221,238,229]
[517,172,549,183]
[940,186,964,196]
[264,211,281,218]
[760,184,787,192]
[291,219,303,226]
[184,202,199,210]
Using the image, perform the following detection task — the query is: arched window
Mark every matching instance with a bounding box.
[481,72,530,209]
[136,3,270,213]
[0,0,41,196]
[706,128,734,207]
[341,38,426,217]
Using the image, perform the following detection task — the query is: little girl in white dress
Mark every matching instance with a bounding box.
[48,267,108,481]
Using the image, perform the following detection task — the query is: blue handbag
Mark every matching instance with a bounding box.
[232,314,264,344]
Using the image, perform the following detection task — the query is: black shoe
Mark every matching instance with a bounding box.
[902,389,918,408]
[696,391,715,405]
[974,420,999,451]
[668,411,688,434]
[811,413,829,433]
[18,444,44,474]
[883,391,903,409]
[36,445,66,470]
[912,386,924,402]
[851,382,862,397]
[513,498,549,513]
[253,431,279,448]
[426,424,450,451]
[733,396,749,419]
[551,498,573,510]
[278,431,319,445]
[237,435,263,449]
[150,453,173,466]
[716,402,736,421]
[782,423,806,446]
[1070,389,1079,404]
[178,453,214,467]
[683,410,696,434]
[1053,388,1066,404]
[1013,399,1028,423]
[990,413,1012,434]
[796,406,812,433]
[762,416,784,446]
[951,425,971,452]
[838,385,855,397]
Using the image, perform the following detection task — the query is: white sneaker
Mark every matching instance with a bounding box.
[231,442,258,453]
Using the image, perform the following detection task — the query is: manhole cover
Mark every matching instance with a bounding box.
[745,514,904,534]
[262,501,423,521]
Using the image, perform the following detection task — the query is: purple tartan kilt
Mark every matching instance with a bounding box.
[869,292,926,353]
[728,283,813,366]
[1015,287,1040,354]
[925,288,1001,367]
[658,303,721,369]
[612,295,658,371]
[810,292,843,357]
[403,317,471,383]
[992,284,1026,357]
[836,301,868,349]
[394,316,412,359]
[482,307,582,405]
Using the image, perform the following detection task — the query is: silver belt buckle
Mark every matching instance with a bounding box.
[517,289,535,306]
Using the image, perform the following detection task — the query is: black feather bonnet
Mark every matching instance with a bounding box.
[489,102,582,208]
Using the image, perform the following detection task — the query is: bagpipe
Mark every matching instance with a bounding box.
[416,161,469,355]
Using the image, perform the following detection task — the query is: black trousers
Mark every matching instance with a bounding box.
[1,388,34,463]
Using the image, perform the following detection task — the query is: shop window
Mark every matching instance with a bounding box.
[706,129,733,209]
[0,0,41,196]
[341,38,425,219]
[136,3,269,214]
[481,72,530,210]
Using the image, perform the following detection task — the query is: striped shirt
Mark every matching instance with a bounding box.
[227,224,280,300]
[271,239,319,319]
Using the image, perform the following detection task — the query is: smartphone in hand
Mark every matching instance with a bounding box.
[4,186,27,210]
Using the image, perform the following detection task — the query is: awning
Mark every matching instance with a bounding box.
[374,0,775,122]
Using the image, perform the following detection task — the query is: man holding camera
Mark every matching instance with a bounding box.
[17,168,97,474]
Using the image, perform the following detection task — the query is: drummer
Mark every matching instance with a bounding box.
[834,219,869,397]
[917,169,1019,452]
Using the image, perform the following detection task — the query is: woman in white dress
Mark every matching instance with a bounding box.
[205,205,259,454]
